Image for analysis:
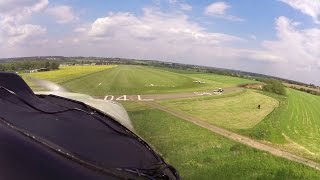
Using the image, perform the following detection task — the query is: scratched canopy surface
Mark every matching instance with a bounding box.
[0,72,179,180]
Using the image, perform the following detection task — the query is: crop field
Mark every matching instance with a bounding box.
[248,89,320,161]
[159,90,279,130]
[21,65,116,91]
[123,102,320,179]
[22,65,256,95]
[23,65,116,83]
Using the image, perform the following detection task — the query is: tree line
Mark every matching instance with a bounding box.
[0,61,60,72]
[289,86,320,96]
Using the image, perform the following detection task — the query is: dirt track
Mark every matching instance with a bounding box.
[144,101,320,171]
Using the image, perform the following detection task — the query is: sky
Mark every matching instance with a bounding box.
[0,0,319,85]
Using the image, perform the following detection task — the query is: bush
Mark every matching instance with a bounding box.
[262,79,286,95]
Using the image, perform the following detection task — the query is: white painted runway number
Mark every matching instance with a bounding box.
[116,95,127,101]
[104,96,114,101]
[103,95,154,101]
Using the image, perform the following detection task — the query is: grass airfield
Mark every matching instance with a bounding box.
[22,64,320,178]
[23,65,256,95]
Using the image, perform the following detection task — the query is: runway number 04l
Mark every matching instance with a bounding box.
[104,95,153,101]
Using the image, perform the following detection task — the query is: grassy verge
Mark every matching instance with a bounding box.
[240,91,287,144]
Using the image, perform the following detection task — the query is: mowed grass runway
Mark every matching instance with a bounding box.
[123,102,320,179]
[249,89,320,160]
[160,90,279,129]
[282,90,320,154]
[23,65,256,95]
[61,65,196,95]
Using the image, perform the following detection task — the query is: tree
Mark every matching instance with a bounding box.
[45,61,50,69]
[262,79,286,95]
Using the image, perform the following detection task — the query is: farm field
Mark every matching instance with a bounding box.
[248,89,320,161]
[21,65,116,91]
[22,65,256,96]
[22,65,116,83]
[123,102,320,179]
[159,90,279,130]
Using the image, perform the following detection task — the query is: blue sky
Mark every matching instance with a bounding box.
[0,0,320,85]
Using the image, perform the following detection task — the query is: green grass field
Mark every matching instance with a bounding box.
[247,89,320,161]
[123,103,320,179]
[22,65,256,95]
[159,90,278,130]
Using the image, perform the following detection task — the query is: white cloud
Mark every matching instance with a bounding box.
[179,3,192,11]
[249,34,257,40]
[31,0,49,12]
[205,1,229,15]
[262,16,320,66]
[71,8,283,65]
[167,0,192,11]
[0,0,48,14]
[74,27,87,33]
[46,5,78,24]
[0,0,47,46]
[258,16,320,82]
[67,10,319,84]
[168,0,178,4]
[280,0,320,24]
[0,23,46,46]
[86,9,242,45]
[204,1,243,21]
